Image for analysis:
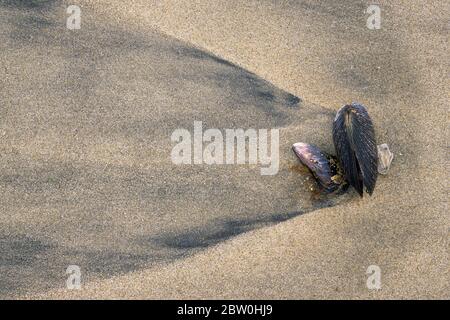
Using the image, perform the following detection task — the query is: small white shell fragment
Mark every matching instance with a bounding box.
[377,143,394,175]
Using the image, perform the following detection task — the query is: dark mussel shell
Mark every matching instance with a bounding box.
[332,103,378,197]
[292,142,343,193]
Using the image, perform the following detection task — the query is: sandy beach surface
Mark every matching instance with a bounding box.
[0,0,447,299]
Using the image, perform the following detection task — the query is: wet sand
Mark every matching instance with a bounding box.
[0,0,447,299]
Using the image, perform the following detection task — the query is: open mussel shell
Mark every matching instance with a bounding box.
[292,142,343,193]
[332,102,378,197]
